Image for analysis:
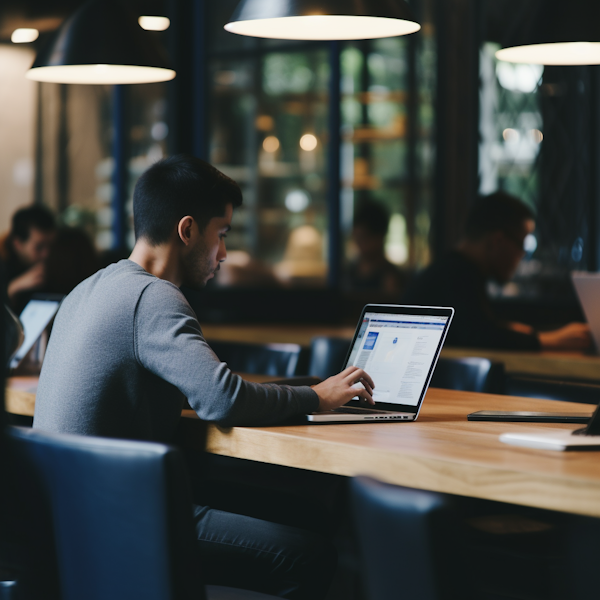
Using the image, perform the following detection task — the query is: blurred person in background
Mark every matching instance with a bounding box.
[43,227,99,297]
[0,206,56,313]
[344,200,405,295]
[402,191,590,350]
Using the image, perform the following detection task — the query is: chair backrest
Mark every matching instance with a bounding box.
[208,341,303,377]
[7,427,199,600]
[505,375,600,404]
[351,476,468,600]
[307,337,351,380]
[430,357,505,394]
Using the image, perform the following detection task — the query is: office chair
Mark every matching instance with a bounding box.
[505,375,600,404]
[307,337,351,380]
[430,357,505,394]
[6,426,279,600]
[208,341,304,377]
[350,476,470,600]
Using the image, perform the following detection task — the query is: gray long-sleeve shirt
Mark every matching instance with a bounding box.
[33,260,319,441]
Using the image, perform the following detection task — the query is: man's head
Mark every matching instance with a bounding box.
[463,191,535,283]
[133,154,242,288]
[352,201,390,260]
[10,205,56,266]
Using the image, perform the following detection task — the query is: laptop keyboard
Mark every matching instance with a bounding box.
[334,407,383,415]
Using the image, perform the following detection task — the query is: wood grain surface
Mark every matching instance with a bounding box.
[11,371,600,516]
[5,376,38,417]
[181,388,600,517]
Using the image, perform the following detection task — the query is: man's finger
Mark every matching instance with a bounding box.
[355,388,375,405]
[361,379,374,396]
[352,368,375,390]
[341,365,359,379]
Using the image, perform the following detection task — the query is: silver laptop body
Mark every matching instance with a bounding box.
[572,272,600,351]
[306,304,454,423]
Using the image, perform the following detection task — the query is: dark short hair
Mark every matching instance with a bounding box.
[133,154,243,245]
[11,205,56,242]
[465,191,535,240]
[353,200,390,236]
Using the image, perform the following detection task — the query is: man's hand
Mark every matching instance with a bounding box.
[311,365,375,411]
[507,321,535,335]
[538,322,592,351]
[7,263,45,300]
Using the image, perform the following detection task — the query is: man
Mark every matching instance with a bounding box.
[402,191,590,350]
[344,200,405,295]
[0,205,56,313]
[33,155,374,599]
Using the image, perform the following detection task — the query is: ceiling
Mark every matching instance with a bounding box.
[0,0,166,43]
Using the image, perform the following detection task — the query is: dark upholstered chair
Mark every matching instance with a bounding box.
[6,427,278,600]
[430,357,505,394]
[351,476,469,600]
[0,581,16,600]
[208,341,304,377]
[505,375,600,405]
[307,337,352,380]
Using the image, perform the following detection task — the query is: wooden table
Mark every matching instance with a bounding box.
[202,323,600,382]
[180,389,600,518]
[202,323,356,348]
[442,347,600,382]
[11,373,600,518]
[6,376,38,417]
[4,373,285,418]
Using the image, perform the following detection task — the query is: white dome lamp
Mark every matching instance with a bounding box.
[26,0,175,85]
[496,0,600,65]
[225,0,421,41]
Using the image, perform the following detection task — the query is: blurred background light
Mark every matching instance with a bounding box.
[263,136,280,152]
[11,29,39,43]
[299,134,317,151]
[285,190,310,212]
[138,16,170,31]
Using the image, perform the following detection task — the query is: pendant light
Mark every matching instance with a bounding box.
[225,0,421,41]
[496,0,600,65]
[26,0,175,85]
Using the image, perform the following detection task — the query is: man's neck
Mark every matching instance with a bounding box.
[129,240,183,287]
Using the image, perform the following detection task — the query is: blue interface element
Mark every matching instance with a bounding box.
[363,331,379,350]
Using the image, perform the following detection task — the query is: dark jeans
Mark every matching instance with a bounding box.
[193,504,337,600]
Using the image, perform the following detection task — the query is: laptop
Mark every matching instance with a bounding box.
[306,304,454,423]
[572,272,600,351]
[10,295,63,370]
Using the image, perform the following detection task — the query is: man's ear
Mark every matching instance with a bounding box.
[177,216,195,246]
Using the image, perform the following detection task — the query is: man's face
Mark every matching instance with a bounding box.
[353,225,385,260]
[182,203,233,289]
[488,218,535,284]
[12,227,55,266]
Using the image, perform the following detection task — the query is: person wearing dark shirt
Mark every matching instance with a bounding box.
[344,200,405,295]
[402,191,590,350]
[0,205,56,313]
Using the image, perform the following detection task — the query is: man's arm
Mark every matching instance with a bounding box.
[7,263,45,302]
[134,281,373,426]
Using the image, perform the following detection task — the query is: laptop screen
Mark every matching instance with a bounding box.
[346,309,451,408]
[10,298,62,369]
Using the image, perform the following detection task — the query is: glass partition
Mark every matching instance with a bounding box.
[339,30,436,298]
[209,48,330,288]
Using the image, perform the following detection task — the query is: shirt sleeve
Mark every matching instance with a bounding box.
[133,280,319,426]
